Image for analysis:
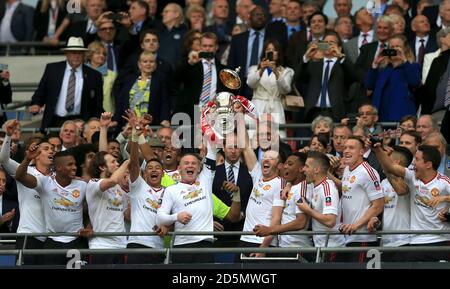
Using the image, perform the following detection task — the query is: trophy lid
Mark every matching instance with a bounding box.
[219,67,241,90]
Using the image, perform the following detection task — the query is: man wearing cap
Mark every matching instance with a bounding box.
[30,37,103,132]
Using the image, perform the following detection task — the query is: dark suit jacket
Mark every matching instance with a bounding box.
[173,58,225,119]
[422,49,450,114]
[423,5,439,30]
[66,19,100,45]
[355,41,379,75]
[0,195,19,234]
[212,162,253,242]
[114,69,171,126]
[33,0,66,41]
[409,34,438,61]
[227,25,287,98]
[31,61,103,131]
[286,28,308,68]
[0,81,11,105]
[294,58,361,121]
[0,0,34,41]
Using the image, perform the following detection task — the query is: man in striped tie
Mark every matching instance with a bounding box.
[174,32,225,121]
[30,37,104,132]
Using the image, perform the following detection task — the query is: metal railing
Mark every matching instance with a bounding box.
[0,41,66,56]
[1,230,449,266]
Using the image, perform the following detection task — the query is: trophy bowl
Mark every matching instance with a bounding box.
[219,67,241,90]
[210,92,236,138]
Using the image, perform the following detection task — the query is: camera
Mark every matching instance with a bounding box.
[346,113,358,127]
[198,51,214,60]
[369,136,383,146]
[381,49,397,57]
[317,41,330,51]
[266,51,273,61]
[107,13,123,21]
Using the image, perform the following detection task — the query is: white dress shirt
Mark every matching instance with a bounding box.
[55,62,84,117]
[246,29,265,72]
[224,160,240,184]
[316,57,337,108]
[358,30,374,49]
[86,18,97,34]
[414,35,429,61]
[0,1,20,42]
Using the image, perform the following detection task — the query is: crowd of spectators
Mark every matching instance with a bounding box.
[0,0,449,266]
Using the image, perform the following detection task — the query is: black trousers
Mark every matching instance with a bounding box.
[43,237,88,266]
[381,244,410,262]
[126,243,165,264]
[89,252,125,265]
[171,240,214,264]
[406,241,450,262]
[16,237,45,265]
[342,241,380,263]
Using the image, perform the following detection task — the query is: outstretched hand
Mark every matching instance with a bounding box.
[25,143,40,161]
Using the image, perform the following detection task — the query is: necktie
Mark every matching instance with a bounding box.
[361,33,369,46]
[250,31,260,66]
[320,60,332,107]
[200,61,212,105]
[66,68,76,112]
[308,30,312,42]
[379,42,385,55]
[289,27,296,39]
[107,43,115,71]
[445,75,450,108]
[88,22,96,34]
[227,165,235,184]
[418,39,425,65]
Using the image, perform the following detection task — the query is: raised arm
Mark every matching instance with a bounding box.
[99,160,130,192]
[129,131,141,183]
[373,144,406,178]
[0,120,18,163]
[386,174,409,196]
[99,112,113,152]
[15,144,39,189]
[242,125,257,172]
[222,181,242,223]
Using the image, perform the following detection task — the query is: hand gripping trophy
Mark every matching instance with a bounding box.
[201,67,257,141]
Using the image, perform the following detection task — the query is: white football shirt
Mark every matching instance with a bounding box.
[309,178,346,248]
[241,165,284,245]
[86,179,127,249]
[341,161,383,243]
[381,178,411,247]
[35,176,86,243]
[405,169,450,244]
[128,176,165,248]
[157,163,215,246]
[279,180,314,248]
